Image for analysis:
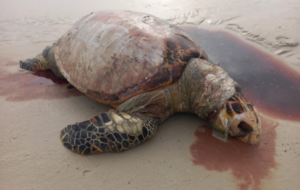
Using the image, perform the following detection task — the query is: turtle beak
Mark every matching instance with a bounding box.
[229,117,261,145]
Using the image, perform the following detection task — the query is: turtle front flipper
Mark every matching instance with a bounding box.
[60,111,159,155]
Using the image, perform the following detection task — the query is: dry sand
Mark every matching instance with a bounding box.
[0,0,300,190]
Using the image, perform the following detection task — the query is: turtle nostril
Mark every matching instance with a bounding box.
[238,121,253,133]
[256,134,260,139]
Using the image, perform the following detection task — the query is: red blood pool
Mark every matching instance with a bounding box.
[190,116,278,190]
[180,26,300,122]
[0,59,82,101]
[180,27,290,189]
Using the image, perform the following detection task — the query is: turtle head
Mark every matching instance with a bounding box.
[210,92,261,145]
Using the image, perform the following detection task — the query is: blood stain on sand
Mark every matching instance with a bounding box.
[180,26,300,122]
[190,116,278,190]
[0,59,83,101]
[180,27,296,189]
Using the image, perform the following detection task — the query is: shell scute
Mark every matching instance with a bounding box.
[53,10,208,104]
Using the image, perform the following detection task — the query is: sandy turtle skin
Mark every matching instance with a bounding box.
[20,10,261,155]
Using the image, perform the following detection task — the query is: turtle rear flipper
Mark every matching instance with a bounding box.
[20,45,65,78]
[60,111,159,155]
[20,53,50,71]
[20,46,53,71]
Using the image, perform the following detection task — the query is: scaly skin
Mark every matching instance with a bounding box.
[60,111,158,155]
[20,54,49,71]
[212,91,261,145]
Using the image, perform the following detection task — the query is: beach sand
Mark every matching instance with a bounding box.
[0,0,299,189]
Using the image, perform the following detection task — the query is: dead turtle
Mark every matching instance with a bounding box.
[20,10,261,155]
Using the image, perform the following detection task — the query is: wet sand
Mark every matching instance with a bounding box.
[1,0,300,190]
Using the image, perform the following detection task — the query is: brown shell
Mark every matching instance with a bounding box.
[53,10,208,105]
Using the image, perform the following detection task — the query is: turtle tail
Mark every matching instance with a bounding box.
[60,111,159,155]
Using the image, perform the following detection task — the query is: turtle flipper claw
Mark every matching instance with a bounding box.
[60,111,159,155]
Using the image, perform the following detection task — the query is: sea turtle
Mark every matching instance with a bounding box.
[20,10,261,155]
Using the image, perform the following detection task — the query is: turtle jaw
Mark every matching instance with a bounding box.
[229,117,261,145]
[236,130,260,145]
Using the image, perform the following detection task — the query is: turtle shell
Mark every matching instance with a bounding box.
[53,10,208,105]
